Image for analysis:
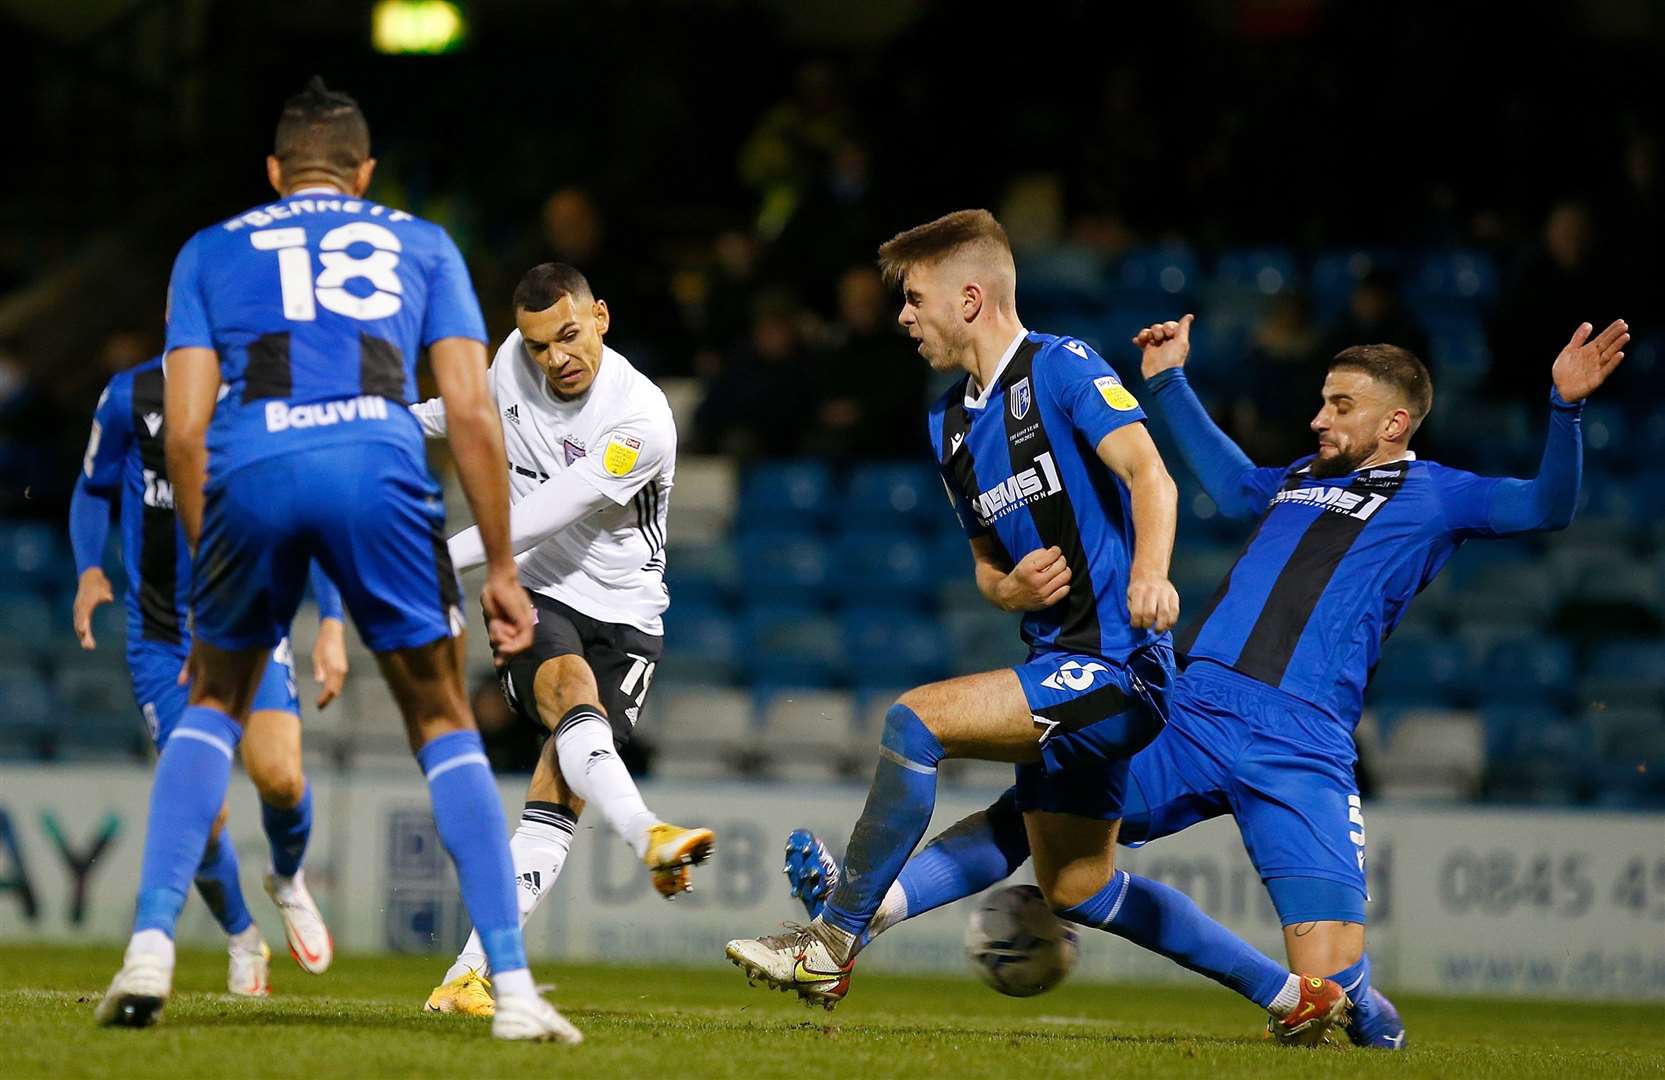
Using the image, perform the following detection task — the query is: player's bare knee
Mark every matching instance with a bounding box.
[248,754,305,810]
[533,655,601,729]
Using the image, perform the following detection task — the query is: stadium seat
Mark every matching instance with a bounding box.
[833,534,935,603]
[842,609,950,688]
[1405,248,1498,318]
[1580,639,1665,710]
[1366,632,1467,708]
[0,594,57,659]
[841,464,942,534]
[736,532,831,607]
[943,609,1027,676]
[739,610,846,688]
[664,543,737,611]
[737,462,836,533]
[658,608,740,686]
[926,527,976,585]
[1310,249,1401,320]
[1455,561,1556,627]
[649,687,758,778]
[757,689,861,780]
[1425,320,1492,390]
[1211,248,1299,298]
[1479,704,1564,762]
[665,456,737,547]
[1479,636,1577,708]
[940,758,1018,790]
[1589,762,1665,810]
[1110,245,1200,303]
[0,521,71,597]
[0,665,54,760]
[1374,709,1485,800]
[1559,561,1663,637]
[1583,706,1665,765]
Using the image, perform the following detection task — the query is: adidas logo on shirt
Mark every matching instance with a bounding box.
[504,404,520,425]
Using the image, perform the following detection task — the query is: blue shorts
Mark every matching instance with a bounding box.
[194,440,461,653]
[129,638,299,748]
[1119,659,1369,922]
[1010,642,1174,821]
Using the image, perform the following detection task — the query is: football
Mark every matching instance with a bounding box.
[964,884,1079,997]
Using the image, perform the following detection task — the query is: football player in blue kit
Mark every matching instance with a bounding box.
[782,311,1628,1048]
[726,211,1348,1040]
[95,78,577,1044]
[72,353,347,993]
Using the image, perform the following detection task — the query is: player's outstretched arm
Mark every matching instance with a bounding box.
[307,561,348,708]
[1096,423,1180,633]
[1476,319,1629,536]
[1133,315,1276,519]
[429,335,533,657]
[162,346,222,551]
[69,477,115,650]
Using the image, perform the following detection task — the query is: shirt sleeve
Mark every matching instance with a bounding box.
[1435,389,1582,537]
[163,233,214,352]
[409,397,448,438]
[81,375,133,494]
[69,479,113,575]
[1144,368,1286,518]
[571,408,675,506]
[308,560,344,621]
[1042,338,1148,449]
[420,228,488,347]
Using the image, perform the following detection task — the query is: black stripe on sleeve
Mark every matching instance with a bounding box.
[1233,462,1411,686]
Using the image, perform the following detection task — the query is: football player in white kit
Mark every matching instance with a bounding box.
[413,263,715,1017]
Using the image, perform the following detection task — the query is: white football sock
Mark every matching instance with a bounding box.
[446,804,577,983]
[867,882,910,941]
[492,967,536,1001]
[227,924,265,955]
[1267,973,1303,1017]
[554,709,656,858]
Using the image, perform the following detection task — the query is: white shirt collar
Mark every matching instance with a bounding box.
[288,186,347,197]
[1297,450,1416,476]
[964,329,1030,409]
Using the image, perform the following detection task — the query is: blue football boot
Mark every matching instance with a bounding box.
[783,828,838,920]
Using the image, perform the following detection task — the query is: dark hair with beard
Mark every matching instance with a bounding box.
[513,262,594,312]
[274,77,370,176]
[1328,343,1433,434]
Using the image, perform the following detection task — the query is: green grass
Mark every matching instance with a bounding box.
[4,945,1662,1079]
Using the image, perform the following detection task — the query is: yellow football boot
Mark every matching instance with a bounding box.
[424,968,496,1017]
[644,822,716,898]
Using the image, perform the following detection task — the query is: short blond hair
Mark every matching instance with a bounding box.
[877,209,1013,291]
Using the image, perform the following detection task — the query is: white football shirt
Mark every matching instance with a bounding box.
[413,332,674,634]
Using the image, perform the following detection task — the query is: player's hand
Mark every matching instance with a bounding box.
[481,569,534,663]
[1551,319,1628,404]
[312,617,349,709]
[998,546,1072,611]
[72,567,115,650]
[1126,573,1180,633]
[1133,314,1194,381]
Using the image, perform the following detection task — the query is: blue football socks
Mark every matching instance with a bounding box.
[133,707,243,937]
[261,781,312,879]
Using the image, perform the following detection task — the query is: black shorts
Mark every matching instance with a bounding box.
[496,591,663,748]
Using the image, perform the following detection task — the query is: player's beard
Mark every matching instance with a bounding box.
[1309,441,1373,479]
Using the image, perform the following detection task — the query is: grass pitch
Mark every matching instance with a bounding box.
[3,944,1661,1079]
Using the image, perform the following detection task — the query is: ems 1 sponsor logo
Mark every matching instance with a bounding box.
[265,394,391,432]
[1270,483,1389,521]
[970,451,1063,526]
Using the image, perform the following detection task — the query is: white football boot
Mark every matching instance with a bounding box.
[95,952,172,1027]
[490,994,584,1043]
[227,937,272,997]
[265,871,333,974]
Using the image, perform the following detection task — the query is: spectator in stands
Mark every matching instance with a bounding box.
[1490,201,1622,408]
[692,290,817,457]
[1228,293,1325,466]
[738,61,853,241]
[805,267,924,461]
[1318,268,1428,368]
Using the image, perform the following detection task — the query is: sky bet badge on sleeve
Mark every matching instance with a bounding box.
[604,432,642,476]
[1094,376,1139,411]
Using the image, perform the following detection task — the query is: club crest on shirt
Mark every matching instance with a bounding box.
[563,436,587,466]
[1009,377,1032,421]
[604,432,642,476]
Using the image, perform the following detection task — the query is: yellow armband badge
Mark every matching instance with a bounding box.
[1094,376,1139,411]
[604,433,643,476]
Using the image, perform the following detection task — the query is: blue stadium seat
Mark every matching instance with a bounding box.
[842,609,950,688]
[739,610,846,688]
[841,464,942,533]
[1559,560,1662,637]
[1581,639,1665,709]
[736,532,831,607]
[55,653,137,747]
[1584,706,1665,765]
[0,664,54,760]
[1589,762,1665,810]
[1481,636,1577,707]
[1110,246,1200,303]
[54,708,147,761]
[1579,403,1631,474]
[1212,248,1299,298]
[0,594,57,659]
[0,522,71,597]
[658,608,740,685]
[1479,705,1564,762]
[1366,632,1469,708]
[664,544,737,611]
[1405,249,1499,315]
[926,527,976,585]
[1425,319,1492,389]
[943,610,1026,675]
[1455,561,1557,628]
[738,462,836,533]
[833,534,934,603]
